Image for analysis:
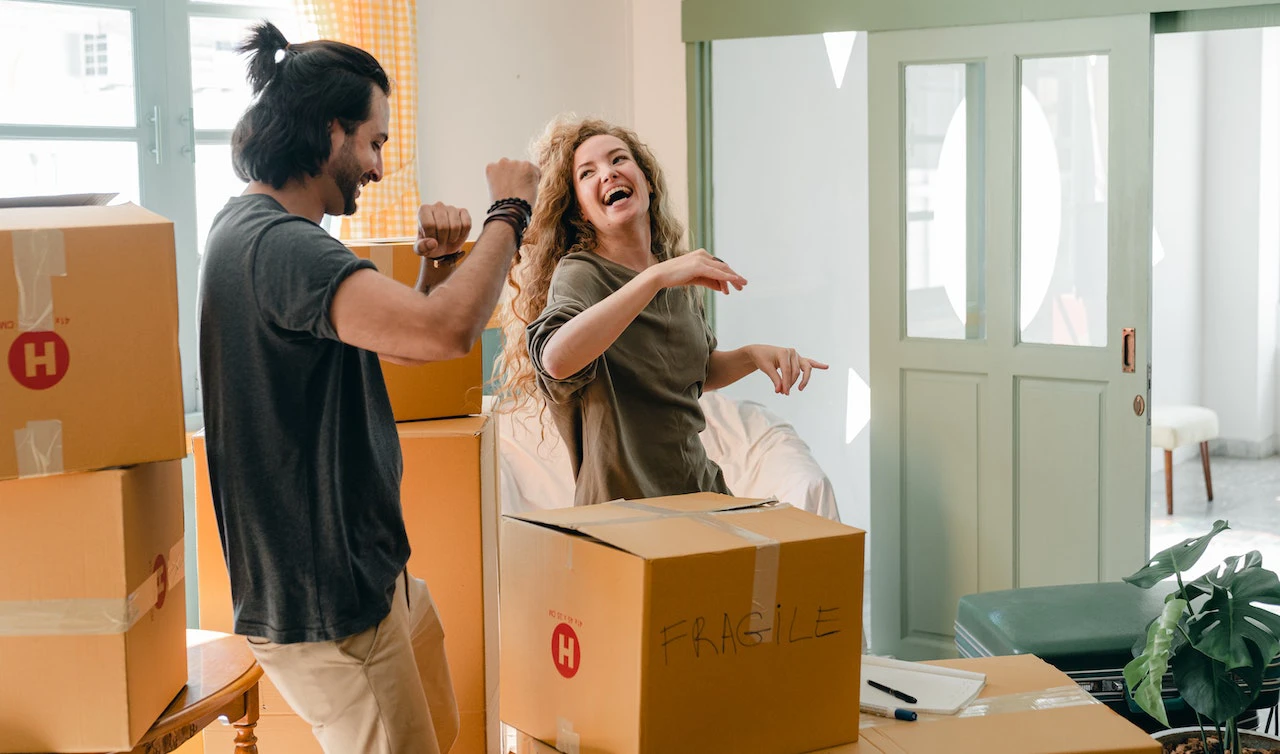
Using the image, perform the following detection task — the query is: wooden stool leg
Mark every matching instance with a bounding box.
[1201,441,1214,502]
[234,683,260,753]
[1165,450,1174,515]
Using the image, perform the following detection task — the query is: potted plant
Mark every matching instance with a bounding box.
[1124,520,1280,754]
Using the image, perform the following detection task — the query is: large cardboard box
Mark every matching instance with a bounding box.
[0,202,184,481]
[0,460,187,753]
[509,655,1161,754]
[193,415,500,754]
[500,495,865,754]
[345,238,483,422]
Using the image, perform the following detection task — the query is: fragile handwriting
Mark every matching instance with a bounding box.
[659,604,843,665]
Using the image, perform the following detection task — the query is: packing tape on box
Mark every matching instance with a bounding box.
[0,539,184,636]
[611,501,781,633]
[858,685,1101,729]
[12,228,66,333]
[14,419,64,477]
[555,717,580,754]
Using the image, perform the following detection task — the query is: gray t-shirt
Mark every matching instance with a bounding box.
[527,251,730,506]
[198,194,408,644]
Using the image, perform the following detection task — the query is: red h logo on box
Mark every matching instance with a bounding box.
[551,622,581,679]
[7,332,70,390]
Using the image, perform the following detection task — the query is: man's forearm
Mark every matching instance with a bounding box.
[420,222,518,347]
[413,255,459,294]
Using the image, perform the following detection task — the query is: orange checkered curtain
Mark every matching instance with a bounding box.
[296,0,419,239]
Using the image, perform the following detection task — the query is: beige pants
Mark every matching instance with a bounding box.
[247,572,460,754]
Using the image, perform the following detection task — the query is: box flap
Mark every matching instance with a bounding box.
[0,202,170,232]
[503,493,858,560]
[506,492,770,529]
[397,415,488,439]
[0,193,117,208]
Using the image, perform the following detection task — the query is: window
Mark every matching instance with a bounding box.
[82,33,108,76]
[1,0,316,413]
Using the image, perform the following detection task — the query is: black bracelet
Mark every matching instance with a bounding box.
[487,197,532,217]
[484,212,525,247]
[429,249,466,269]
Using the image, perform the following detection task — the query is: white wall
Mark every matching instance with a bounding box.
[710,34,870,531]
[1152,32,1206,467]
[1201,28,1279,456]
[416,0,689,232]
[630,0,689,232]
[1154,29,1280,461]
[417,0,635,219]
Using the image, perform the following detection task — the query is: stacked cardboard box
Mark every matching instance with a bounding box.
[0,201,188,753]
[196,236,501,754]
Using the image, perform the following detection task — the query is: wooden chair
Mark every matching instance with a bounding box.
[1151,405,1219,515]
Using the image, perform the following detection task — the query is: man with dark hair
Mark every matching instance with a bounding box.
[198,21,539,754]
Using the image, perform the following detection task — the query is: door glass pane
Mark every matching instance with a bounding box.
[190,13,317,130]
[195,143,246,255]
[1020,55,1109,346]
[0,1,136,127]
[0,140,139,204]
[905,63,986,340]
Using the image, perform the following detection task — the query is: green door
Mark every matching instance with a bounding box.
[868,15,1154,659]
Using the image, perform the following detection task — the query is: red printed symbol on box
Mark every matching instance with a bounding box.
[153,554,169,610]
[551,622,581,678]
[8,331,69,390]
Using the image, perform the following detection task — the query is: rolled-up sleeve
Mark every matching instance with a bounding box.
[526,259,611,404]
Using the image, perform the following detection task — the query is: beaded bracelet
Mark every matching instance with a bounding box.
[487,197,532,217]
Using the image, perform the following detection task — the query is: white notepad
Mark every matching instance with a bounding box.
[861,655,988,715]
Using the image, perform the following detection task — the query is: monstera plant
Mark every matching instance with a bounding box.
[1124,520,1280,754]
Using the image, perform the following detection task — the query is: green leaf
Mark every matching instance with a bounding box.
[1172,643,1266,725]
[1184,552,1280,670]
[1124,520,1230,589]
[1124,597,1186,726]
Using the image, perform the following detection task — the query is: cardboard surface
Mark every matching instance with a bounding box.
[0,203,185,480]
[193,416,500,753]
[345,238,483,421]
[509,655,1161,754]
[501,495,866,754]
[0,461,187,752]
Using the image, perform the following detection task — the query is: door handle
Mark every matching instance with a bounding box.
[148,105,162,165]
[1122,327,1135,373]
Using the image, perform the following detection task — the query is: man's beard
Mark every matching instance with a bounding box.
[331,144,364,216]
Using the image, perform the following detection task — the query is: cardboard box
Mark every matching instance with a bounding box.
[193,415,500,753]
[345,238,483,421]
[500,495,866,754]
[0,202,185,480]
[508,654,1160,754]
[850,655,1161,754]
[0,460,187,752]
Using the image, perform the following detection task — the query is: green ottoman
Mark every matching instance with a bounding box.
[955,582,1279,733]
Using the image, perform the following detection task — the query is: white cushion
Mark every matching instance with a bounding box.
[485,392,842,522]
[1151,405,1219,450]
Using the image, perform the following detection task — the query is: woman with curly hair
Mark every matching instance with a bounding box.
[496,117,826,507]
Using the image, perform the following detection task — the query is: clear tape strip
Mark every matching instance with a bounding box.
[555,717,580,754]
[14,419,63,477]
[612,500,782,633]
[13,228,66,332]
[0,539,185,636]
[859,685,1101,729]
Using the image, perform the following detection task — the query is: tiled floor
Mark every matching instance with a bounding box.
[1149,454,1280,578]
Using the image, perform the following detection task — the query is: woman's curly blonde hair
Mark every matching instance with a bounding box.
[492,116,690,415]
